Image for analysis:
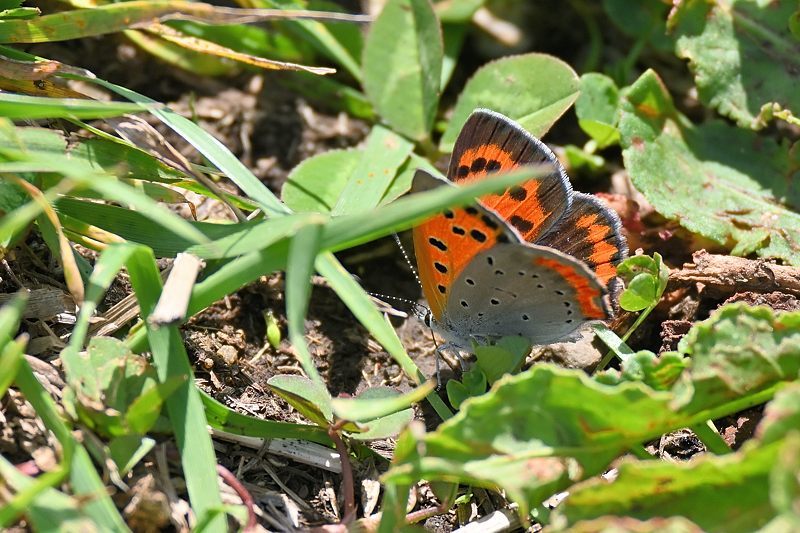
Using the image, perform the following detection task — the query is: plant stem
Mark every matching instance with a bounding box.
[691,420,732,455]
[328,426,356,523]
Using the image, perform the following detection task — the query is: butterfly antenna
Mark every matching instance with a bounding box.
[393,233,422,288]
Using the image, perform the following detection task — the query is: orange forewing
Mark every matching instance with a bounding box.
[413,206,510,320]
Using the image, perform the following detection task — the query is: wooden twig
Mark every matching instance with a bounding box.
[668,250,800,297]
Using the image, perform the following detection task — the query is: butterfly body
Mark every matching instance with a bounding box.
[412,109,627,349]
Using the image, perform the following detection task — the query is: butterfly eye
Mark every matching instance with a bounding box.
[423,311,434,328]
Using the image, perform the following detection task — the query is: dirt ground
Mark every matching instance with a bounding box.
[5,4,799,530]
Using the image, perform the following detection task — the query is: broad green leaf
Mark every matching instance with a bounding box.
[331,126,413,214]
[556,440,782,532]
[596,351,688,391]
[619,70,800,265]
[332,380,435,422]
[362,0,443,141]
[282,148,362,212]
[434,0,485,22]
[385,365,680,517]
[771,433,800,524]
[440,53,579,152]
[336,386,423,441]
[473,335,531,384]
[446,379,470,410]
[575,73,620,148]
[0,93,149,119]
[758,383,800,445]
[671,0,800,128]
[603,0,672,51]
[283,130,412,216]
[672,304,800,413]
[268,374,333,426]
[619,272,657,311]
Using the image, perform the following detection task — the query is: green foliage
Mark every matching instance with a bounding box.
[362,0,442,141]
[61,337,184,438]
[385,304,800,524]
[440,53,579,152]
[5,0,800,529]
[672,0,800,128]
[616,253,669,312]
[575,73,620,148]
[269,374,432,440]
[619,70,800,265]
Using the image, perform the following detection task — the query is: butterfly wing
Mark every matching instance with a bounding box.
[410,169,521,322]
[449,109,572,242]
[444,241,609,345]
[536,193,628,286]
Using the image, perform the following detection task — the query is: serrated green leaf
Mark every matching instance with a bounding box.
[556,439,782,532]
[595,351,688,391]
[672,304,800,412]
[619,70,800,265]
[386,365,680,517]
[758,383,800,446]
[268,374,333,426]
[672,0,800,128]
[362,0,442,141]
[440,53,579,152]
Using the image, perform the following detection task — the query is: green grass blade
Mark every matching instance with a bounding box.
[315,253,453,420]
[0,158,210,246]
[286,222,325,383]
[202,391,332,445]
[69,243,139,349]
[13,357,129,530]
[0,456,92,531]
[91,78,290,216]
[124,245,226,532]
[126,239,292,352]
[0,93,149,119]
[186,212,320,259]
[321,165,544,250]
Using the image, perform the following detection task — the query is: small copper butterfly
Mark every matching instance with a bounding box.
[411,109,627,348]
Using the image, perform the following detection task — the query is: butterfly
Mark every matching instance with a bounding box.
[411,109,627,349]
